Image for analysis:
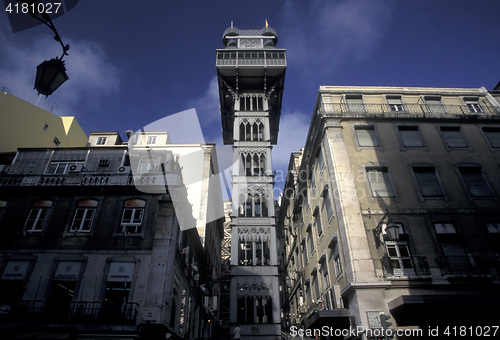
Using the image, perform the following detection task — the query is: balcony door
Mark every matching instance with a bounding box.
[386,241,414,275]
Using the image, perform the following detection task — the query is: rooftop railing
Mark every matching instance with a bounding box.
[318,102,500,117]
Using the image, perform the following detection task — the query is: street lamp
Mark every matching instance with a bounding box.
[18,0,70,96]
[35,58,69,97]
[385,224,401,241]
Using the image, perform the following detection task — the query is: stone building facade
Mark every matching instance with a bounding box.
[280,85,500,338]
[0,131,223,340]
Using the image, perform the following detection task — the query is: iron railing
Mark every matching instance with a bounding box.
[3,301,138,324]
[381,255,431,277]
[437,255,489,276]
[318,103,500,117]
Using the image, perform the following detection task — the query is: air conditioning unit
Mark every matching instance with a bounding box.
[68,164,84,173]
[118,166,131,173]
[98,159,110,167]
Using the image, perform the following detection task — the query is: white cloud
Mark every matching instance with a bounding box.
[273,109,310,187]
[279,0,395,76]
[0,24,120,118]
[187,76,221,142]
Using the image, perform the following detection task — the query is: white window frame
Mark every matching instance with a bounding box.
[70,206,96,233]
[121,207,145,234]
[463,97,484,114]
[386,95,405,112]
[25,207,50,232]
[96,136,107,145]
[146,136,157,145]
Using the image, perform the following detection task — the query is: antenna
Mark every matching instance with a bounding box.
[231,21,233,28]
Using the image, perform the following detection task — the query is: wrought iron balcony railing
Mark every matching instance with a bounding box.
[381,255,431,277]
[437,255,489,276]
[1,300,138,324]
[318,103,500,117]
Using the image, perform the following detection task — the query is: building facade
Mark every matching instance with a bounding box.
[0,91,88,153]
[216,25,286,339]
[280,85,500,338]
[0,131,223,340]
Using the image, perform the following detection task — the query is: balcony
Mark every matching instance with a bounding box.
[437,256,490,276]
[216,51,286,68]
[1,301,138,325]
[318,102,500,117]
[381,255,431,278]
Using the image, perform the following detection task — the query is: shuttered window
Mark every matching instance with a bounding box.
[355,126,379,147]
[366,166,395,197]
[458,166,493,198]
[413,166,444,198]
[398,126,424,148]
[440,126,467,148]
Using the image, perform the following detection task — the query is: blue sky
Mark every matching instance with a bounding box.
[1,0,500,194]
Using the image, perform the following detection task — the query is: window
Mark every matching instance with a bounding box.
[366,166,395,198]
[96,137,107,145]
[354,125,379,147]
[386,95,405,112]
[317,148,325,171]
[237,296,272,324]
[321,262,330,289]
[398,125,424,148]
[313,208,323,236]
[121,199,145,233]
[241,152,265,176]
[146,136,157,144]
[139,156,160,172]
[458,166,494,198]
[240,94,264,112]
[386,241,414,275]
[440,126,467,148]
[239,192,267,217]
[0,201,7,220]
[308,226,315,255]
[70,200,98,232]
[464,97,484,114]
[412,166,445,198]
[238,238,269,266]
[487,223,500,233]
[345,94,364,114]
[25,200,52,232]
[334,254,342,278]
[310,172,317,197]
[322,186,334,220]
[482,127,500,149]
[239,120,264,141]
[425,96,446,114]
[53,137,61,147]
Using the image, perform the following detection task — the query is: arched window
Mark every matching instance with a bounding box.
[121,199,146,234]
[70,200,98,232]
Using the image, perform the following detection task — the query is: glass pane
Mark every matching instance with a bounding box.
[460,168,492,197]
[399,129,423,147]
[356,127,378,147]
[442,130,467,148]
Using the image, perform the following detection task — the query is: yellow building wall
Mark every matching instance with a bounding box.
[0,92,88,152]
